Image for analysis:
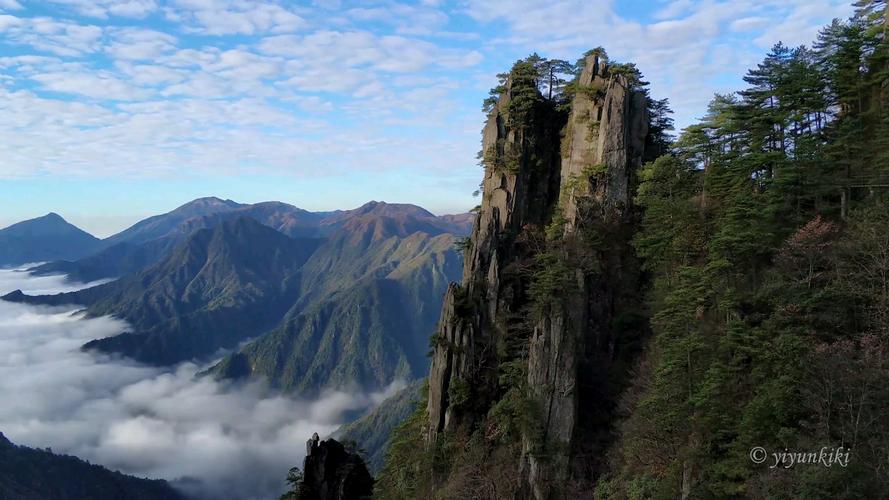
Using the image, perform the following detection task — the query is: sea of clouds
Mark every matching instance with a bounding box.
[0,268,400,499]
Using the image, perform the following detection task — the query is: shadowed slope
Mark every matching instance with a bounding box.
[0,213,102,267]
[0,432,182,500]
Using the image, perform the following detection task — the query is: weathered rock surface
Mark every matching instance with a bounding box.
[299,434,374,500]
[427,66,562,444]
[425,53,651,499]
[560,55,649,228]
[522,54,650,498]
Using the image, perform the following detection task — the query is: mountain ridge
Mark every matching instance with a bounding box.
[3,204,465,398]
[27,199,472,283]
[0,432,182,500]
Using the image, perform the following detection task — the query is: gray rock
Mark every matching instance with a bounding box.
[425,52,650,499]
[299,437,374,500]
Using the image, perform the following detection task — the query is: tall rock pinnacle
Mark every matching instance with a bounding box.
[426,60,562,444]
[425,52,651,499]
[523,53,649,499]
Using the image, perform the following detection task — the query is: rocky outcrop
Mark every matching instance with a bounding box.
[425,53,651,499]
[426,62,563,444]
[522,54,649,498]
[299,434,374,500]
[560,55,649,227]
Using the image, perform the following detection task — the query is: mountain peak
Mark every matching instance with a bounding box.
[0,212,101,266]
[80,213,322,365]
[105,197,245,246]
[174,197,242,213]
[16,212,74,231]
[4,212,71,230]
[352,201,435,219]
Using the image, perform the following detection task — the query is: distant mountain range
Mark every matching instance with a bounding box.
[2,197,470,397]
[27,198,471,283]
[0,432,181,500]
[0,213,103,267]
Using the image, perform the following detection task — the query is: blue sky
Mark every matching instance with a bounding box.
[0,0,854,236]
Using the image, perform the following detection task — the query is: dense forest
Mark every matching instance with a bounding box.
[364,1,889,499]
[0,433,182,500]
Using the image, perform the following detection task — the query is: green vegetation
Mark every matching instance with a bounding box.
[482,140,522,173]
[0,433,182,500]
[375,46,666,499]
[334,381,425,474]
[207,231,463,396]
[375,384,434,499]
[608,8,889,497]
[374,3,889,498]
[81,217,322,365]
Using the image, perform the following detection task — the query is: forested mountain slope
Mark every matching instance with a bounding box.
[0,432,182,500]
[3,204,465,397]
[206,230,461,395]
[28,199,470,283]
[377,4,889,498]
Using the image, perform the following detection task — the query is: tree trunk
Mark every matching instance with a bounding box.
[548,67,554,100]
[841,187,848,220]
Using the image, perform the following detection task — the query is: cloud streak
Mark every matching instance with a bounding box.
[0,269,400,499]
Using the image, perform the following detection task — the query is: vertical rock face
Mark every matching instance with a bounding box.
[426,68,563,444]
[522,54,649,499]
[300,434,374,500]
[425,54,650,499]
[560,55,649,227]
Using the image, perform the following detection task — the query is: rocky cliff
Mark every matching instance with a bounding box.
[295,434,374,500]
[424,52,652,498]
[426,57,563,443]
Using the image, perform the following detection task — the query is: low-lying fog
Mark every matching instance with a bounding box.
[0,268,399,499]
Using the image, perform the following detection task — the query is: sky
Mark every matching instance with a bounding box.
[0,268,403,499]
[0,0,855,237]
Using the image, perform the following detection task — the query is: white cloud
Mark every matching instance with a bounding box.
[0,13,21,29]
[115,61,189,86]
[171,0,307,35]
[32,70,149,100]
[730,16,770,32]
[654,0,702,20]
[0,0,23,10]
[0,16,103,56]
[465,0,616,41]
[44,0,158,18]
[346,3,449,35]
[0,1,484,185]
[105,28,178,61]
[0,269,403,499]
[1,0,849,195]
